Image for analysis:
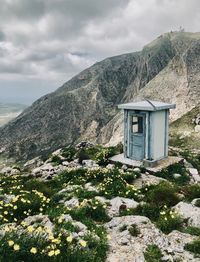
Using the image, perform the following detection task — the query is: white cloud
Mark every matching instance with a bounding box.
[0,0,200,103]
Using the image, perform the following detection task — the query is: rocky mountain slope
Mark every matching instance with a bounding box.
[169,104,200,151]
[0,31,200,160]
[0,103,27,127]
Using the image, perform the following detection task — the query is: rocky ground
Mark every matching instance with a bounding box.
[0,142,200,261]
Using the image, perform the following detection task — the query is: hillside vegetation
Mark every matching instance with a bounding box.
[0,144,200,261]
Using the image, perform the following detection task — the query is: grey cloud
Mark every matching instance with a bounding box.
[0,0,200,104]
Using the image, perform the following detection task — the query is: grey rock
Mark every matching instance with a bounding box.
[106,215,197,262]
[108,197,138,217]
[64,197,79,209]
[106,164,115,169]
[173,201,200,227]
[82,159,99,168]
[121,165,128,170]
[173,173,182,179]
[24,215,54,230]
[84,182,99,192]
[133,173,166,189]
[133,167,140,173]
[191,198,200,205]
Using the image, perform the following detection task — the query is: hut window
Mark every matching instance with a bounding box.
[131,116,143,134]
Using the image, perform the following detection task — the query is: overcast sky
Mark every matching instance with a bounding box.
[0,0,200,104]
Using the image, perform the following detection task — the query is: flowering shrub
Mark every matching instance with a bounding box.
[0,190,50,224]
[156,206,183,234]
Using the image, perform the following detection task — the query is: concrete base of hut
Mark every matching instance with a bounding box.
[110,154,184,173]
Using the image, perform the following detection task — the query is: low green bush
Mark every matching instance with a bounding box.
[61,147,77,161]
[184,238,200,256]
[145,182,180,207]
[182,184,200,201]
[155,163,190,185]
[156,209,183,234]
[24,179,55,197]
[182,226,200,236]
[51,155,63,165]
[128,224,140,237]
[144,244,163,262]
[125,204,160,221]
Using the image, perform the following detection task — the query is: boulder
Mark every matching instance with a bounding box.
[133,173,166,189]
[173,201,200,227]
[106,215,197,262]
[108,197,138,217]
[24,215,54,231]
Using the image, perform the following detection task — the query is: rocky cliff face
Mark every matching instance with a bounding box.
[0,32,200,160]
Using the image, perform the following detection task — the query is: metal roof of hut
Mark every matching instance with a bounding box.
[118,100,176,111]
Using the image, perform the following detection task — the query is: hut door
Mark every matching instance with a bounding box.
[128,113,145,160]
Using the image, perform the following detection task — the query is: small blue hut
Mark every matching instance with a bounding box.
[118,100,176,166]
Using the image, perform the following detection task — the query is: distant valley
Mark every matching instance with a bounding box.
[0,103,27,127]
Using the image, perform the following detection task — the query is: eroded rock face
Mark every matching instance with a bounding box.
[106,216,197,262]
[173,201,200,227]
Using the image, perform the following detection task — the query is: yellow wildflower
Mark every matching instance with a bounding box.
[55,249,60,256]
[13,244,20,251]
[8,240,14,246]
[48,250,55,257]
[66,235,73,243]
[30,247,37,254]
[80,240,87,247]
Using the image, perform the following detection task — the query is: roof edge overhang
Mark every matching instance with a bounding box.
[118,100,176,111]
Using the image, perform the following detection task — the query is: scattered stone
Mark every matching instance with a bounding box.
[173,201,200,227]
[106,164,115,169]
[58,185,81,194]
[62,214,73,223]
[82,159,99,168]
[194,125,200,132]
[121,165,128,170]
[85,183,99,192]
[76,141,94,149]
[64,197,79,209]
[188,168,200,182]
[133,167,140,173]
[173,173,182,179]
[62,161,70,166]
[0,194,15,203]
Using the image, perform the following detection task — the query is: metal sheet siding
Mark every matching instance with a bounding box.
[151,110,166,160]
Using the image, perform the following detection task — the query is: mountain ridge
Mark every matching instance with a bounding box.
[0,31,200,160]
